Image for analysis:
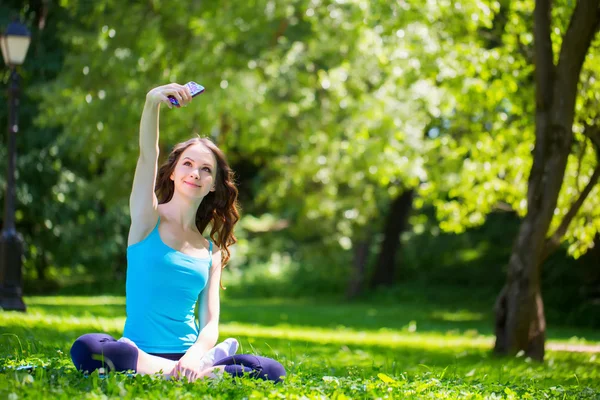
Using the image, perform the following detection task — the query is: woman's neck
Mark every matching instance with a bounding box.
[162,192,204,232]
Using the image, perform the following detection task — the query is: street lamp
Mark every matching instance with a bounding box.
[0,21,31,312]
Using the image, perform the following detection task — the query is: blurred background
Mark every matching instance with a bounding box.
[0,0,599,333]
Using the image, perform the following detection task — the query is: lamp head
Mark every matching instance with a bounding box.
[1,21,31,67]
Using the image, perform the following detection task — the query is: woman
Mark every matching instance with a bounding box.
[70,83,285,383]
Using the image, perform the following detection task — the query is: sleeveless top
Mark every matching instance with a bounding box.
[123,218,212,353]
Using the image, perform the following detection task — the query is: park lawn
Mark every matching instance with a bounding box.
[0,294,599,399]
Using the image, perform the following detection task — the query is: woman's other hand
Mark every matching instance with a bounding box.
[173,351,203,382]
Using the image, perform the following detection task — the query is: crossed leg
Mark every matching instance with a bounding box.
[70,333,176,376]
[70,333,284,383]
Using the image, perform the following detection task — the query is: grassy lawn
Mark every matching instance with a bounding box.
[1,291,599,399]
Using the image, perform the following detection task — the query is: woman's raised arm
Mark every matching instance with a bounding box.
[127,83,192,246]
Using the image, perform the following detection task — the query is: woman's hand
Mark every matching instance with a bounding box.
[145,83,193,109]
[173,350,203,382]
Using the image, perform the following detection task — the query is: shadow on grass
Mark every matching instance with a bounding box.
[220,298,493,334]
[19,295,493,334]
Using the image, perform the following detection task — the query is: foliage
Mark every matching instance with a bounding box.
[0,294,599,399]
[222,210,600,329]
[1,0,599,309]
[0,1,130,290]
[424,0,600,258]
[32,0,599,263]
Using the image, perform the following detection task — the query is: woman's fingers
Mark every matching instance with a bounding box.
[182,369,196,381]
[174,364,192,381]
[170,83,192,106]
[158,84,180,107]
[180,367,201,382]
[191,369,200,381]
[149,83,194,108]
[184,86,193,102]
[177,87,192,106]
[171,90,184,107]
[158,94,173,109]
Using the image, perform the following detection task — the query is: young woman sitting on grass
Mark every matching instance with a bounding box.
[69,83,285,383]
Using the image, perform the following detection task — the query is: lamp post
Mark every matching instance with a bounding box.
[0,21,31,312]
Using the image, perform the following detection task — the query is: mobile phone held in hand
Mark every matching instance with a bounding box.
[169,81,205,107]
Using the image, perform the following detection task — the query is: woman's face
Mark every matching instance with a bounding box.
[170,143,217,199]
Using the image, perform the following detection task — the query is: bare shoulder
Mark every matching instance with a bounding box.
[209,240,221,256]
[208,239,220,252]
[208,241,222,267]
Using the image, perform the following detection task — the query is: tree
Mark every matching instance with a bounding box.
[494,0,600,361]
[0,0,95,288]
[414,0,600,360]
[28,0,600,322]
[34,0,441,292]
[369,189,414,288]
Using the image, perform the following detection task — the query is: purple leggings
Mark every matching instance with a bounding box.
[70,333,286,383]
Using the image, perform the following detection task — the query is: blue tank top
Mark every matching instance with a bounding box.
[123,218,212,353]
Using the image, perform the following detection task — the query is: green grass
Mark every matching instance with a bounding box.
[1,292,599,399]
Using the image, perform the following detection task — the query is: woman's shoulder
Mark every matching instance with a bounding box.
[208,240,222,266]
[208,238,219,248]
[206,237,221,254]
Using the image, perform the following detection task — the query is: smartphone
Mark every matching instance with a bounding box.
[169,81,205,107]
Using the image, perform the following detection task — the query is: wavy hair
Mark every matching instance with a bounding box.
[154,137,240,267]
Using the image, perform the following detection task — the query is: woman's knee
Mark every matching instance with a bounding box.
[70,333,111,371]
[256,356,286,383]
[70,333,138,373]
[215,354,286,383]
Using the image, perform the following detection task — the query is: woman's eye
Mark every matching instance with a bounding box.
[183,161,192,166]
[203,167,212,173]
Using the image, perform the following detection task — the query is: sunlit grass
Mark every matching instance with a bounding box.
[430,310,485,322]
[26,296,126,306]
[1,295,599,399]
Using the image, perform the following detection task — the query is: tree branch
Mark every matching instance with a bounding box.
[271,18,289,46]
[555,0,600,97]
[515,32,534,65]
[533,0,554,109]
[542,157,600,260]
[575,138,588,195]
[528,0,555,209]
[585,123,600,153]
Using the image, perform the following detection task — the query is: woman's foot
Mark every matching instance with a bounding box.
[212,338,239,363]
[132,338,239,380]
[198,338,239,370]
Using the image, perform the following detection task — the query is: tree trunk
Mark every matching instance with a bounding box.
[579,234,600,301]
[346,237,372,299]
[494,219,548,360]
[494,0,600,361]
[370,189,414,288]
[35,249,47,282]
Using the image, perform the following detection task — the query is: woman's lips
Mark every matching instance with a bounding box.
[184,181,201,188]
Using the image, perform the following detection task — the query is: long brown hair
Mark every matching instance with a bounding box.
[155,137,240,267]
